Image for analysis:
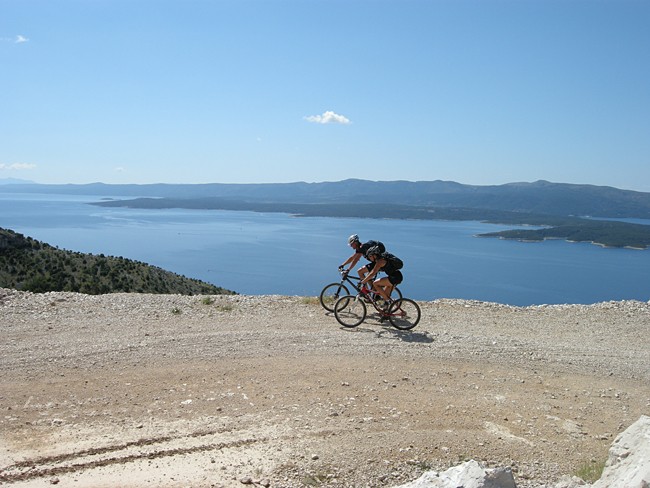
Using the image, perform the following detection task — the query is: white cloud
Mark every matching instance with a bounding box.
[0,163,36,171]
[114,166,126,172]
[1,35,29,43]
[304,111,351,125]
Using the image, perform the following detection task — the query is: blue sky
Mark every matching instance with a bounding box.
[1,0,649,191]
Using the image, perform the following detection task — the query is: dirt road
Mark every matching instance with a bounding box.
[1,289,649,487]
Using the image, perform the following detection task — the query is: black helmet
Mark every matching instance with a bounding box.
[366,245,382,257]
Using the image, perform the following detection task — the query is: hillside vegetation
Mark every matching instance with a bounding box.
[0,227,234,295]
[479,219,650,249]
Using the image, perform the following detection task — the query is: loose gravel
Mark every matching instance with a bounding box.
[1,288,649,487]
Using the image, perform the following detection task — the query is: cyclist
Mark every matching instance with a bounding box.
[339,234,385,285]
[359,245,403,306]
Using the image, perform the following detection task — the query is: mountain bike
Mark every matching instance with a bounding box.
[333,287,421,330]
[319,268,402,313]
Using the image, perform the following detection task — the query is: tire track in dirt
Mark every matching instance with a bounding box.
[0,430,267,483]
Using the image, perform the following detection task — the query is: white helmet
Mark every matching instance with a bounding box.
[347,234,360,245]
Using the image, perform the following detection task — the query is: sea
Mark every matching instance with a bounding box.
[1,192,649,306]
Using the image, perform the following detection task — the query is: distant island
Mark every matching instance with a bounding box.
[89,198,650,250]
[2,179,650,249]
[0,227,236,295]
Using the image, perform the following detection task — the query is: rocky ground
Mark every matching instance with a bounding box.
[1,288,649,488]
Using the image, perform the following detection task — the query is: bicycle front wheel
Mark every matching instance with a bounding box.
[388,298,421,330]
[319,282,350,312]
[334,295,367,328]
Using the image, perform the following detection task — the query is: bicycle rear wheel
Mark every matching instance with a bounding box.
[392,287,403,301]
[334,295,367,328]
[388,298,421,330]
[319,282,350,312]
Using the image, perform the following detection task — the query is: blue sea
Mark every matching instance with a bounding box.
[1,192,649,306]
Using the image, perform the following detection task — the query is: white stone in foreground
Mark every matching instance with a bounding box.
[394,416,650,488]
[394,459,516,488]
[592,414,650,488]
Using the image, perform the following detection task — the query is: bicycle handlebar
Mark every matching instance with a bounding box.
[339,268,360,281]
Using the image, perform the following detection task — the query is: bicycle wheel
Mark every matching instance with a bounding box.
[334,295,367,328]
[393,287,403,300]
[388,298,421,330]
[383,286,403,300]
[319,282,350,312]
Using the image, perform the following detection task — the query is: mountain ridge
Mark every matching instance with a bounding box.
[4,179,650,249]
[2,178,650,218]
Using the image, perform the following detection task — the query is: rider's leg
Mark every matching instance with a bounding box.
[372,277,392,302]
[385,272,403,301]
[375,282,392,299]
[384,284,394,299]
[358,267,368,282]
[358,263,374,287]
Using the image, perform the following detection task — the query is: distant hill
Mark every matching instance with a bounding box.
[0,228,235,295]
[2,179,650,218]
[3,179,650,249]
[0,177,36,185]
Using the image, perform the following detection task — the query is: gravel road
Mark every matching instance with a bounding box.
[1,288,649,487]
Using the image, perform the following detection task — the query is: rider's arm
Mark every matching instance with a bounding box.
[340,252,362,270]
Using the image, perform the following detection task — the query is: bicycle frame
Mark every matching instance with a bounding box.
[320,269,402,314]
[339,269,394,297]
[358,288,392,317]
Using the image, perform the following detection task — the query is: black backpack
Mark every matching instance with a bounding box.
[382,252,403,270]
[362,240,385,257]
[367,240,385,253]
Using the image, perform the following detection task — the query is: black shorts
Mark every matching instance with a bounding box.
[364,262,376,272]
[387,270,403,285]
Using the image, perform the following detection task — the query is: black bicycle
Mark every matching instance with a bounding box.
[333,288,421,330]
[319,268,402,313]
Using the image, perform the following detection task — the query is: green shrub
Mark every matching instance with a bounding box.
[574,459,605,483]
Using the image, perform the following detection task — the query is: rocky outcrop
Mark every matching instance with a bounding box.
[395,460,516,488]
[592,415,650,488]
[394,416,650,488]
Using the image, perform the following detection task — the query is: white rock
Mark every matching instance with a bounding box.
[393,459,516,488]
[553,475,588,488]
[591,415,650,488]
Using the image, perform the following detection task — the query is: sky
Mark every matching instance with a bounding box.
[1,0,649,191]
